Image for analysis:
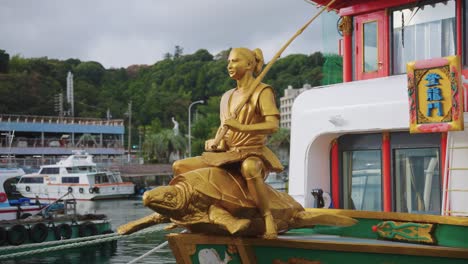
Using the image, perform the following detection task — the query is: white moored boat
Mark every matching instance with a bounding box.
[15,151,135,200]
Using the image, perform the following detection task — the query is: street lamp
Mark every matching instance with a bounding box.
[188,100,204,157]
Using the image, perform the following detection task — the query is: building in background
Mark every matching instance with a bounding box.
[0,114,125,170]
[280,84,313,129]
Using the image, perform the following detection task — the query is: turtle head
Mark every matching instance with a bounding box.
[143,185,185,213]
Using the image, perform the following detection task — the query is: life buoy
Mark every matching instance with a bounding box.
[0,227,6,246]
[7,224,28,245]
[79,188,84,194]
[25,186,30,192]
[54,223,72,240]
[30,223,48,243]
[68,187,73,193]
[0,192,7,203]
[78,222,98,237]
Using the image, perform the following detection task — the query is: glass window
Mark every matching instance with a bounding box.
[394,148,441,214]
[363,21,378,72]
[95,173,109,184]
[343,150,382,211]
[20,177,44,184]
[40,167,60,174]
[392,0,456,74]
[62,177,79,183]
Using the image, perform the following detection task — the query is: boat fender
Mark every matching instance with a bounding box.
[7,224,28,245]
[0,226,6,246]
[55,223,72,240]
[79,188,84,194]
[20,213,32,219]
[68,187,73,193]
[0,192,7,203]
[78,222,98,237]
[30,223,48,243]
[89,188,94,194]
[25,186,30,192]
[93,187,100,194]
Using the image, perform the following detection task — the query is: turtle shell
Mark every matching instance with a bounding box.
[170,167,303,218]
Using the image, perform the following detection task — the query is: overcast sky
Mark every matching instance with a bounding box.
[0,0,334,69]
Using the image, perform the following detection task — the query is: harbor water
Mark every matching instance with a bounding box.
[3,199,177,264]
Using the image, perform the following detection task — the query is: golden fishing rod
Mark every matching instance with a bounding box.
[211,0,337,149]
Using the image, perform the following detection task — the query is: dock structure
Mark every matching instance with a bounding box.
[0,114,125,168]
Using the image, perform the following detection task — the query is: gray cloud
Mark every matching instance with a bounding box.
[0,0,338,68]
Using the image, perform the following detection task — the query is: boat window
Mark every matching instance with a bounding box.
[394,148,441,214]
[20,177,44,184]
[391,0,456,74]
[363,20,378,72]
[342,150,382,211]
[66,167,72,173]
[62,177,79,184]
[95,173,109,184]
[40,167,60,174]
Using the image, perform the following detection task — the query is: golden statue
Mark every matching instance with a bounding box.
[173,47,283,238]
[118,47,357,238]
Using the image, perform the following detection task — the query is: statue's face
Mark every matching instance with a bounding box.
[227,49,252,80]
[143,186,183,212]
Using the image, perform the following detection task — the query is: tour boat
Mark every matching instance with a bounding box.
[164,0,468,263]
[15,151,134,200]
[0,167,44,220]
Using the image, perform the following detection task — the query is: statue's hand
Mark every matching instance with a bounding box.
[205,138,226,152]
[205,139,217,151]
[224,119,243,132]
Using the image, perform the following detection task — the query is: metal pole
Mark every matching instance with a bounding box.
[188,100,204,157]
[127,101,132,163]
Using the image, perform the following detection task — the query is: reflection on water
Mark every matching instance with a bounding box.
[3,199,177,264]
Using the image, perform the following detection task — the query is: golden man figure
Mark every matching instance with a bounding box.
[173,47,283,239]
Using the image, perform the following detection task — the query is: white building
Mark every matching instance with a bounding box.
[280,84,313,128]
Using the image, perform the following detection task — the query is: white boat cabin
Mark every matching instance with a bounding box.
[289,75,468,216]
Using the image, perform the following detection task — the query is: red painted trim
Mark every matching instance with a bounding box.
[343,34,353,82]
[47,182,134,187]
[331,139,340,208]
[382,132,392,212]
[355,11,389,80]
[0,208,42,213]
[339,0,419,16]
[463,69,468,112]
[441,132,449,216]
[456,0,462,56]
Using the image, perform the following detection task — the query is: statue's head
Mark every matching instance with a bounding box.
[227,48,264,80]
[143,185,185,214]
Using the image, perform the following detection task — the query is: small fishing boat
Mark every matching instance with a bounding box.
[15,150,134,201]
[0,166,44,221]
[0,194,113,254]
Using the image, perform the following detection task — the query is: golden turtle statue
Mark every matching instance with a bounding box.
[118,167,356,236]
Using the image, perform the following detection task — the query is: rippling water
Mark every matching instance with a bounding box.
[4,199,177,264]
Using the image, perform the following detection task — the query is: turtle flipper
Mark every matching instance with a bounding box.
[117,213,170,235]
[209,205,250,234]
[291,211,358,229]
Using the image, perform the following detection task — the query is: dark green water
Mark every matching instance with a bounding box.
[4,199,177,264]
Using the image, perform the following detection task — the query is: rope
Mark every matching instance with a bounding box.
[0,225,165,260]
[0,232,119,253]
[126,229,186,264]
[126,241,168,264]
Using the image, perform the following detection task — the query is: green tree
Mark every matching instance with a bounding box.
[143,129,186,163]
